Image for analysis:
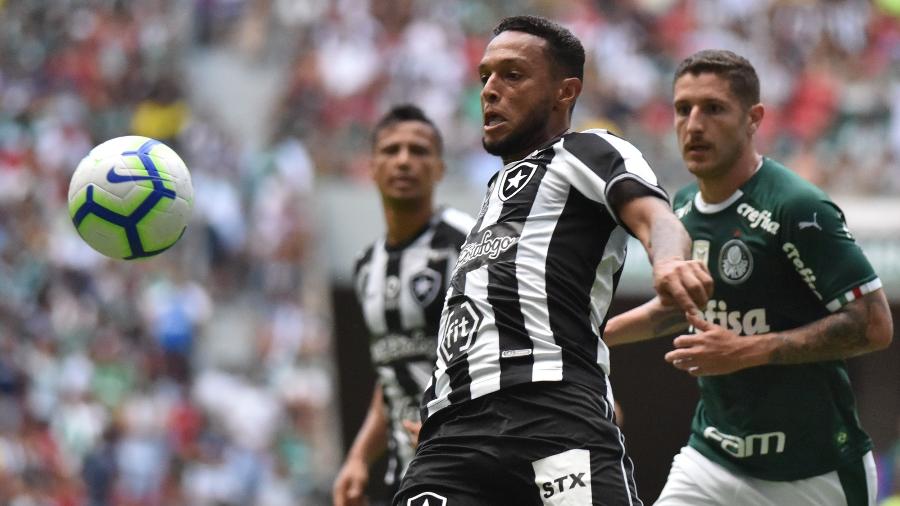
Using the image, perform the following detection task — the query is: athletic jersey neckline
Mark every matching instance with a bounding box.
[383,207,444,252]
[488,130,573,187]
[692,157,765,215]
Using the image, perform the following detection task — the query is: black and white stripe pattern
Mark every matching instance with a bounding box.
[353,207,473,484]
[422,129,667,420]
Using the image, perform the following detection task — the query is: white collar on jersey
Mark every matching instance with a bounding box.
[692,157,763,214]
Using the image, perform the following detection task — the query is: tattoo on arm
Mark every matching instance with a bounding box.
[769,297,872,364]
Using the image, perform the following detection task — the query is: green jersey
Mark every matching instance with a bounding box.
[672,158,881,481]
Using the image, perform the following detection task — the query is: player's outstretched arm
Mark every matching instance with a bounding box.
[767,288,893,364]
[604,297,689,347]
[333,385,389,506]
[666,289,893,376]
[612,181,713,314]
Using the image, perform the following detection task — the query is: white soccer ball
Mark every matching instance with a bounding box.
[67,136,194,260]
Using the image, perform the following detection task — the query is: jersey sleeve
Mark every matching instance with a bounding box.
[437,208,475,250]
[778,193,880,312]
[559,130,668,228]
[352,245,374,304]
[671,185,697,217]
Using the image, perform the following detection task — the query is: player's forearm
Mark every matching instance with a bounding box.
[347,386,389,464]
[644,210,692,266]
[605,297,688,346]
[618,195,711,312]
[610,180,689,264]
[758,290,893,365]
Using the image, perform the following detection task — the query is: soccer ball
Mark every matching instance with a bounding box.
[68,136,194,260]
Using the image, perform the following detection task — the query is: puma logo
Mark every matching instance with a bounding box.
[798,212,821,231]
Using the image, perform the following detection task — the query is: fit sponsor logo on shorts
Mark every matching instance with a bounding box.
[703,426,786,458]
[700,299,770,335]
[736,203,780,235]
[532,449,592,505]
[782,242,823,299]
[406,491,447,506]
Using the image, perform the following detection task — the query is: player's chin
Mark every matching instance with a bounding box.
[482,134,518,158]
[384,192,425,207]
[684,159,711,177]
[482,134,502,153]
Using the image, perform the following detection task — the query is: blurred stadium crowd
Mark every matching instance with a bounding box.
[0,0,898,505]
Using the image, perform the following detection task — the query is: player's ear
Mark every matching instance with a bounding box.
[557,77,582,112]
[747,103,764,136]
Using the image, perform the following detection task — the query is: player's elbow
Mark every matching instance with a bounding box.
[604,317,625,347]
[857,289,893,353]
[865,302,893,351]
[866,316,893,351]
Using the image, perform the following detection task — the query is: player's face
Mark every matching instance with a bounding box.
[479,31,558,162]
[372,121,444,207]
[673,72,755,179]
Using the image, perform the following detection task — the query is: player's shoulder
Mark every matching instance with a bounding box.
[562,129,659,187]
[432,207,475,249]
[563,129,644,159]
[352,241,378,275]
[435,207,476,234]
[672,182,700,215]
[753,158,832,212]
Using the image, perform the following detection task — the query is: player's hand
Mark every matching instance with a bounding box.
[653,258,713,314]
[402,419,422,448]
[664,312,764,376]
[333,457,369,506]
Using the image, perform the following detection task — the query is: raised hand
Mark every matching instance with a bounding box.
[665,312,765,376]
[653,258,713,314]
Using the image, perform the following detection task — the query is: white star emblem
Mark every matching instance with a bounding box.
[498,161,537,201]
[407,491,447,506]
[506,169,527,190]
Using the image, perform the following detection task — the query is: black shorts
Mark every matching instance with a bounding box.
[393,381,642,506]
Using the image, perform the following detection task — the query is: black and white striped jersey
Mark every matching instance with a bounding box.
[421,129,667,420]
[352,207,474,484]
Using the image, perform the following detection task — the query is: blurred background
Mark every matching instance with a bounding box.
[0,0,898,504]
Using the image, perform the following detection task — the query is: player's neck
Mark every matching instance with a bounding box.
[697,151,762,204]
[383,202,434,248]
[501,123,570,165]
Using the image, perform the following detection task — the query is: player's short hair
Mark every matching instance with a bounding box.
[674,49,760,108]
[372,104,443,154]
[493,15,585,81]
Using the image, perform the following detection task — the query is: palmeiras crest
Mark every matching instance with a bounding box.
[718,238,753,284]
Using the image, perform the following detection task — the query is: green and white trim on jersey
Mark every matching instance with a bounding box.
[826,278,883,312]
